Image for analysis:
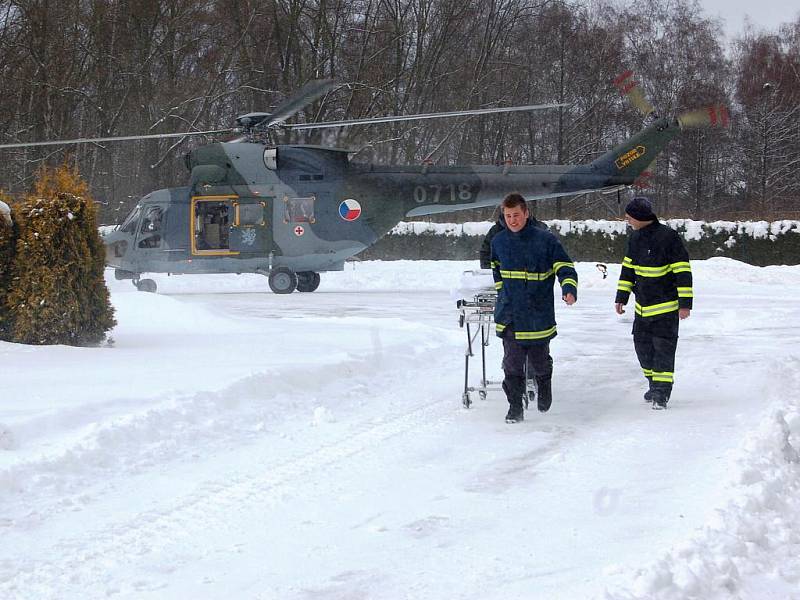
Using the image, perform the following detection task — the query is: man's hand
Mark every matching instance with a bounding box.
[615,302,626,315]
[679,308,691,320]
[563,293,576,306]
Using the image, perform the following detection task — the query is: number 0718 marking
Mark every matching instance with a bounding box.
[413,183,474,204]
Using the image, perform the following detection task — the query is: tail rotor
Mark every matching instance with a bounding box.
[613,70,656,119]
[676,105,730,129]
[613,70,730,189]
[615,69,730,130]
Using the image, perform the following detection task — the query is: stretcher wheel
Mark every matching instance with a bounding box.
[462,392,472,408]
[479,390,487,401]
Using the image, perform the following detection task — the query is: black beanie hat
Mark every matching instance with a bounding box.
[625,196,656,221]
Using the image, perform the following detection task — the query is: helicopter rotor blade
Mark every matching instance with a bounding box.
[613,70,656,118]
[0,128,236,149]
[259,79,338,130]
[282,103,570,130]
[677,105,730,129]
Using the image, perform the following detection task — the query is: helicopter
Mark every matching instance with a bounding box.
[0,75,728,294]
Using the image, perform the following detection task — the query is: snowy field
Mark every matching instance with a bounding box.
[1,258,799,600]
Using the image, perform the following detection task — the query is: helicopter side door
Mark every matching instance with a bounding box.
[230,198,271,254]
[191,195,239,256]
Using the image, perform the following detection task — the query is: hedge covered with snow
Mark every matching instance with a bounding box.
[358,220,800,266]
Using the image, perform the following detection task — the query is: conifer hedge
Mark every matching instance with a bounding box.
[0,165,115,345]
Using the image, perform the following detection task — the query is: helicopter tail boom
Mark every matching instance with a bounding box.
[584,117,682,186]
[358,116,687,219]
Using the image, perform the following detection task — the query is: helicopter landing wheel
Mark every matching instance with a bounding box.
[268,267,298,294]
[296,271,321,292]
[135,278,157,293]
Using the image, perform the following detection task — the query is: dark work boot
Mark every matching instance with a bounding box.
[644,380,656,403]
[505,405,524,423]
[503,377,525,424]
[651,395,668,410]
[536,376,552,413]
[650,384,672,410]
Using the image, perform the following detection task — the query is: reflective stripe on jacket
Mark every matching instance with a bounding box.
[490,222,578,345]
[615,220,693,320]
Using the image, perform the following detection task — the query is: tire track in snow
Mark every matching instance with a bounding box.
[0,323,456,520]
[0,340,465,598]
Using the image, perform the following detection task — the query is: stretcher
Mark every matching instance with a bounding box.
[454,269,537,409]
[457,290,501,408]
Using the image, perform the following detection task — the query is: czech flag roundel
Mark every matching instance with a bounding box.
[338,199,362,221]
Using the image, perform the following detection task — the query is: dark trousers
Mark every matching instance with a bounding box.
[502,328,552,408]
[633,315,678,400]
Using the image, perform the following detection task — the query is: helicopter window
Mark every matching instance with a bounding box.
[237,203,265,226]
[284,196,315,223]
[137,206,164,249]
[138,234,161,249]
[119,206,141,234]
[194,200,231,251]
[140,206,163,234]
[263,148,277,170]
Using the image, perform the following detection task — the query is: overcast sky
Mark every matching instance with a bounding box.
[698,0,799,37]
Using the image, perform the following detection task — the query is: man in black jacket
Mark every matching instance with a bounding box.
[615,197,693,410]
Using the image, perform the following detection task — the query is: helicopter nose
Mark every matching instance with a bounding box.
[103,234,128,265]
[104,240,115,264]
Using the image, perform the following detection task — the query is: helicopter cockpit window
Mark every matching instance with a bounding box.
[284,196,315,223]
[138,206,163,248]
[119,205,141,234]
[194,200,231,251]
[140,207,163,233]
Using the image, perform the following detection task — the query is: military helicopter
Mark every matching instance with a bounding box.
[0,75,727,294]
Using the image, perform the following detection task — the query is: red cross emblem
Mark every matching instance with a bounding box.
[294,225,305,236]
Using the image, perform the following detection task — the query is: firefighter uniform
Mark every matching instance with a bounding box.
[615,220,692,403]
[490,221,578,415]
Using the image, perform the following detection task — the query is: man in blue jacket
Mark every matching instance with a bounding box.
[490,193,578,423]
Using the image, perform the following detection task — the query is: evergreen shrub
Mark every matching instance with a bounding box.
[0,190,16,338]
[0,165,115,345]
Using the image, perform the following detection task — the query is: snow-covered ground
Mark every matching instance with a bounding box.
[1,258,799,600]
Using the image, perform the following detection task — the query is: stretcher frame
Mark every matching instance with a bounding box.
[457,291,502,408]
[456,290,538,410]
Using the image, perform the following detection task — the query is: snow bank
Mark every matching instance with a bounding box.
[693,257,800,286]
[604,366,800,599]
[389,220,800,240]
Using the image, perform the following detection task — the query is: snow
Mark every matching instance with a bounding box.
[1,258,799,599]
[388,219,800,241]
[0,200,11,226]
